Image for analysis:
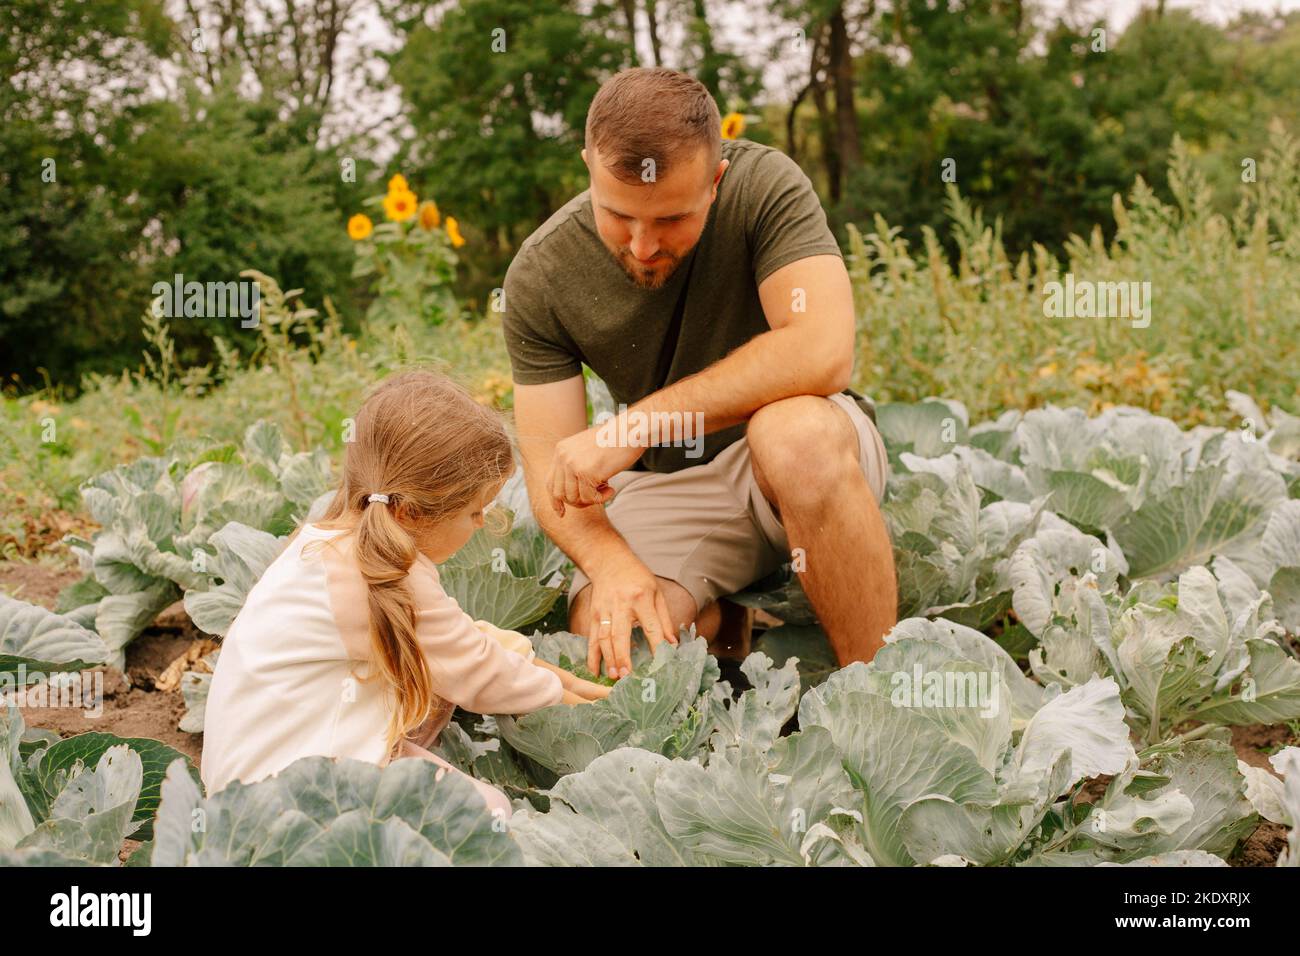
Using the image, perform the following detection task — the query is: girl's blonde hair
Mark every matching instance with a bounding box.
[315,368,514,753]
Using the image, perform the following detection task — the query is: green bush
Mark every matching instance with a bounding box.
[848,124,1300,427]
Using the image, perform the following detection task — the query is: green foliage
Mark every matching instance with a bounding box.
[5,2,1300,392]
[0,269,509,547]
[0,0,172,386]
[832,6,1300,259]
[383,0,630,290]
[0,706,199,861]
[848,125,1300,428]
[0,67,359,387]
[135,84,359,367]
[348,180,462,329]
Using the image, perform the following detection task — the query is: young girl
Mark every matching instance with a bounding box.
[201,369,608,815]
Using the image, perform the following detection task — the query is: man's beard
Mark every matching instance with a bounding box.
[607,243,686,290]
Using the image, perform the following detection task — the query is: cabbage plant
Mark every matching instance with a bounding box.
[0,706,198,863]
[504,627,1266,867]
[1024,561,1300,743]
[57,420,331,665]
[1,628,1291,868]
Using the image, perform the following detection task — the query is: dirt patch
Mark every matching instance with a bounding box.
[1228,723,1296,866]
[1232,822,1288,867]
[1230,722,1296,867]
[0,559,82,608]
[1231,722,1297,770]
[17,630,206,766]
[6,560,208,766]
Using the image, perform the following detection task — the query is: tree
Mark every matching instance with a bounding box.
[170,0,369,143]
[382,0,631,303]
[0,0,172,387]
[0,1,365,388]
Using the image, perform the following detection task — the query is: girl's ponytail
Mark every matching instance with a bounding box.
[315,369,515,754]
[354,489,437,753]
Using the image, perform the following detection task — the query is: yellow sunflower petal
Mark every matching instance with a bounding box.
[383,189,418,222]
[445,216,465,248]
[347,213,373,240]
[419,200,441,230]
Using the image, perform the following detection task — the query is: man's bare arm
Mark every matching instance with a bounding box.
[513,375,636,576]
[513,375,678,677]
[544,254,858,512]
[624,254,855,437]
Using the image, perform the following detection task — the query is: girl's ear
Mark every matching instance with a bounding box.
[392,500,422,530]
[390,493,415,518]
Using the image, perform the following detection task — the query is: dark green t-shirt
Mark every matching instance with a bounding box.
[501,138,843,473]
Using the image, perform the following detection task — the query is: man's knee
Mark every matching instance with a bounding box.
[748,396,859,508]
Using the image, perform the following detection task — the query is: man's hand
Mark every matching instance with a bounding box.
[585,552,679,679]
[547,424,643,516]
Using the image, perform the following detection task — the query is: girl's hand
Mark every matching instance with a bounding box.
[561,671,613,702]
[535,659,612,703]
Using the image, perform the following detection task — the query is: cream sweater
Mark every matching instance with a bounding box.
[201,523,562,799]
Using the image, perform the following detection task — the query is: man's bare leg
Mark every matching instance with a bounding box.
[707,600,753,661]
[746,395,897,664]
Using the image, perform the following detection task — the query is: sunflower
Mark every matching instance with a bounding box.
[721,112,746,140]
[383,189,418,222]
[445,216,466,248]
[387,173,409,193]
[418,200,441,230]
[347,213,373,240]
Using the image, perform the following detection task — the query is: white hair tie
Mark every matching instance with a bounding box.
[366,493,391,505]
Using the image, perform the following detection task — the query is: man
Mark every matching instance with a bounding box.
[502,67,896,681]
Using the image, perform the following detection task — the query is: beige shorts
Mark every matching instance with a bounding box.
[569,392,889,613]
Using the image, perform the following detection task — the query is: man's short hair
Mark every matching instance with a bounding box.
[584,67,722,184]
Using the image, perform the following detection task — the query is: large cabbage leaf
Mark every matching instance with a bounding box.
[151,754,518,866]
[0,593,110,675]
[183,522,287,636]
[1028,562,1300,742]
[493,638,720,776]
[437,508,565,630]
